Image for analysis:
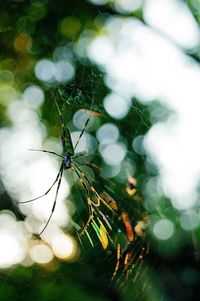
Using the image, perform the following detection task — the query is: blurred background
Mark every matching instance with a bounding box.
[1,0,200,300]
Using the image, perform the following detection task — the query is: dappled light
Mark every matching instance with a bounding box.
[153,219,174,241]
[0,211,28,268]
[51,233,78,261]
[0,88,71,264]
[30,244,54,264]
[1,1,200,301]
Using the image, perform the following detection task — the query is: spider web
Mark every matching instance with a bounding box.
[0,71,152,301]
[0,2,155,300]
[43,70,152,295]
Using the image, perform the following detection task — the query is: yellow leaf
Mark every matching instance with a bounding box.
[99,224,108,250]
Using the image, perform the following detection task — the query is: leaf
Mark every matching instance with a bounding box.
[99,223,108,250]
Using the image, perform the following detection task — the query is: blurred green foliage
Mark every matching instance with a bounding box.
[0,1,200,301]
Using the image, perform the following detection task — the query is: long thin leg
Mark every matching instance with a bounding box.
[74,163,111,236]
[73,164,113,238]
[95,207,112,230]
[19,163,63,204]
[51,92,66,134]
[73,162,100,207]
[73,162,116,213]
[29,149,63,159]
[73,166,89,198]
[73,166,93,214]
[111,243,121,281]
[38,163,64,236]
[72,152,89,159]
[73,97,94,151]
[51,92,69,152]
[73,165,94,234]
[73,117,90,151]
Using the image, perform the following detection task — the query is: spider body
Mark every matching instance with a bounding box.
[64,153,72,169]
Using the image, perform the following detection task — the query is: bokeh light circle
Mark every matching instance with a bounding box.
[96,123,119,144]
[30,244,54,264]
[51,233,78,260]
[180,210,199,231]
[100,142,127,165]
[54,60,75,83]
[35,59,55,82]
[103,93,131,119]
[23,85,44,109]
[0,232,26,268]
[153,219,174,240]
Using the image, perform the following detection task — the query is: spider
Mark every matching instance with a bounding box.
[19,93,116,239]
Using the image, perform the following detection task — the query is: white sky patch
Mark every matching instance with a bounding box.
[88,0,142,13]
[87,36,114,66]
[144,0,200,49]
[144,118,200,210]
[0,92,70,242]
[87,12,200,210]
[0,212,28,268]
[0,232,25,268]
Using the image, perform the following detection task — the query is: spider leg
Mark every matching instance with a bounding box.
[28,149,63,159]
[73,162,115,212]
[73,165,94,233]
[72,152,89,159]
[51,92,65,131]
[73,95,94,151]
[73,162,100,207]
[19,163,64,204]
[73,166,89,198]
[111,243,121,281]
[73,116,90,151]
[95,207,112,231]
[73,163,113,239]
[38,163,64,236]
[73,166,93,213]
[51,92,73,154]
